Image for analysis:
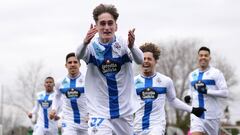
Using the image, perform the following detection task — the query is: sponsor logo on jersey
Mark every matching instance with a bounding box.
[40,100,52,109]
[99,59,121,75]
[65,88,81,99]
[140,88,158,101]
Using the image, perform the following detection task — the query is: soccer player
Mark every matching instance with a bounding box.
[184,46,228,135]
[76,4,143,135]
[27,76,59,135]
[49,53,88,135]
[134,43,206,135]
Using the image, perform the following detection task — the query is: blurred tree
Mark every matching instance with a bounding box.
[11,61,50,113]
[5,61,51,134]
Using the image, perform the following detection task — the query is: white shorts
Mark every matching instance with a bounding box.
[134,121,165,135]
[61,120,88,135]
[190,115,220,135]
[134,126,165,135]
[88,115,134,135]
[33,125,58,135]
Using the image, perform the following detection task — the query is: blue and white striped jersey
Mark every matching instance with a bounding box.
[134,72,192,132]
[52,73,88,128]
[31,91,57,129]
[76,36,143,119]
[188,66,228,119]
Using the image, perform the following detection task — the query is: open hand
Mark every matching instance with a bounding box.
[83,24,98,45]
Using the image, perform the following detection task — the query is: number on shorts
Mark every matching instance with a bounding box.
[90,117,104,127]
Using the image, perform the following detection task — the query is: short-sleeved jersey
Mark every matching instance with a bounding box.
[189,67,228,119]
[79,36,141,119]
[53,74,88,128]
[134,72,177,131]
[33,91,57,129]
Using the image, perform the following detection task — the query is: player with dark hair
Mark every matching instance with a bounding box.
[28,77,59,135]
[50,52,88,135]
[184,46,228,135]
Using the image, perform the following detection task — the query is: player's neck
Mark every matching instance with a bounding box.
[142,71,155,78]
[99,36,115,45]
[199,66,210,72]
[46,90,53,94]
[68,72,81,79]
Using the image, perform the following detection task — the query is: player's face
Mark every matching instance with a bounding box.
[198,50,211,70]
[65,56,80,77]
[142,52,157,76]
[95,12,117,43]
[44,78,54,93]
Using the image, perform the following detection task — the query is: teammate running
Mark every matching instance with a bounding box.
[185,46,228,135]
[28,76,59,135]
[49,53,88,135]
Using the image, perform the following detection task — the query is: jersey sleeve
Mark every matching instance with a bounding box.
[167,78,192,112]
[31,97,39,114]
[121,37,143,65]
[129,46,144,64]
[207,70,229,98]
[76,43,91,63]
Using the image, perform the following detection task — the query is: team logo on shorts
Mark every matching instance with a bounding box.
[65,88,81,99]
[40,100,52,109]
[140,88,158,101]
[99,59,121,76]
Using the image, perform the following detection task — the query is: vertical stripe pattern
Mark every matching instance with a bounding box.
[142,78,153,130]
[43,94,49,128]
[70,79,81,124]
[197,72,205,119]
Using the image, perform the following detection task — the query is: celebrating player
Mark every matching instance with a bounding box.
[76,4,143,135]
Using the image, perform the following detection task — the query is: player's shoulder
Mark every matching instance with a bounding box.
[155,72,172,82]
[78,72,85,80]
[188,69,199,78]
[190,68,198,74]
[56,76,68,83]
[115,36,128,47]
[115,35,125,42]
[54,76,69,88]
[134,74,142,79]
[209,66,221,73]
[36,91,46,98]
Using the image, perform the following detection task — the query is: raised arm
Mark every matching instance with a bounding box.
[76,24,97,60]
[127,28,143,64]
